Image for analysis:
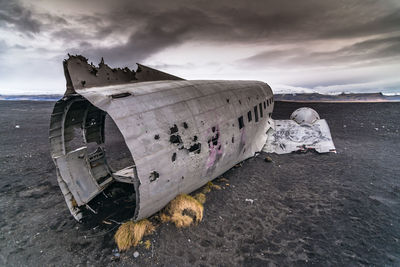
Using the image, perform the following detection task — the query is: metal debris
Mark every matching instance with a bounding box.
[245,199,255,204]
[264,108,336,154]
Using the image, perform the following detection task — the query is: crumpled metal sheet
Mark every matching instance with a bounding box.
[263,119,336,154]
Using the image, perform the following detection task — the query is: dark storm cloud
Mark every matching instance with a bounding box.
[67,1,324,65]
[331,35,400,63]
[0,0,42,33]
[74,7,227,64]
[322,10,400,39]
[49,0,400,66]
[1,0,400,94]
[2,0,400,60]
[0,0,69,36]
[240,34,400,68]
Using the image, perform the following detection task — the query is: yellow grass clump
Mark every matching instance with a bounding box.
[143,240,151,250]
[202,185,212,194]
[71,198,77,208]
[162,194,204,228]
[202,181,221,193]
[212,184,222,190]
[159,212,170,223]
[194,193,206,204]
[218,177,229,183]
[114,219,155,251]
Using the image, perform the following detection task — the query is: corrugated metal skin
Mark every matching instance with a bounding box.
[76,80,274,220]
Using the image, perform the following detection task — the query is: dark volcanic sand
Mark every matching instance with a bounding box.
[0,101,399,266]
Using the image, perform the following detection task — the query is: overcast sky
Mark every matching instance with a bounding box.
[0,0,399,94]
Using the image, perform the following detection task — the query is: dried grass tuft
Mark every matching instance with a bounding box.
[114,219,155,251]
[71,198,77,208]
[202,185,212,194]
[202,181,221,193]
[161,194,203,228]
[143,240,151,250]
[194,193,206,204]
[159,212,170,223]
[218,177,229,183]
[171,212,194,228]
[212,184,222,190]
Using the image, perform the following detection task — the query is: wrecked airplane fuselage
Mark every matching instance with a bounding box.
[50,55,276,221]
[50,55,335,222]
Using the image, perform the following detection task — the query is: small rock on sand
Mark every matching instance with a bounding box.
[264,156,273,162]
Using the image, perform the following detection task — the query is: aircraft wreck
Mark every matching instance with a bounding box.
[49,55,335,221]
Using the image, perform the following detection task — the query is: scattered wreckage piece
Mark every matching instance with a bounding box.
[49,55,335,222]
[263,107,336,154]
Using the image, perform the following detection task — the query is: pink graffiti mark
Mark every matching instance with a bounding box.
[206,125,224,168]
[238,127,246,154]
[240,127,246,144]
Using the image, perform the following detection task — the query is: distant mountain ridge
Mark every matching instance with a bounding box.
[274,92,400,102]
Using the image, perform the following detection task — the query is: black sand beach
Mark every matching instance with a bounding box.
[0,100,399,266]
